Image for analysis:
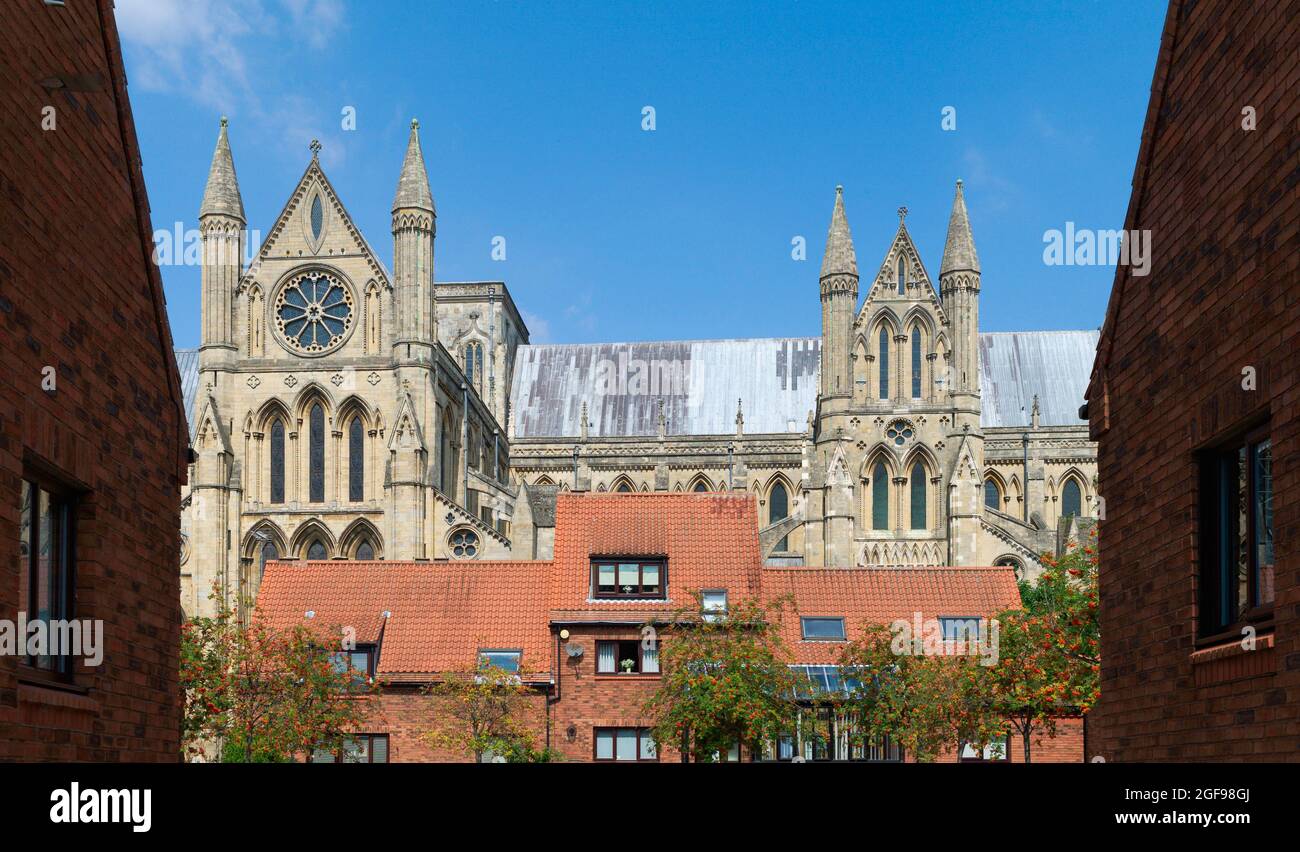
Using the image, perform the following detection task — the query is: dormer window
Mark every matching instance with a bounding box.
[592,559,665,600]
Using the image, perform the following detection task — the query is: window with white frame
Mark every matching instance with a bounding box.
[593,727,657,761]
[595,639,658,675]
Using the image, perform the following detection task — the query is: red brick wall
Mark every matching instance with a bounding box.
[0,1,186,760]
[363,626,1085,763]
[1089,0,1300,761]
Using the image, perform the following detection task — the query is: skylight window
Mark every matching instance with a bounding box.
[800,616,846,641]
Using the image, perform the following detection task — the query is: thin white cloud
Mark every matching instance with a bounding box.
[521,311,552,343]
[115,0,345,117]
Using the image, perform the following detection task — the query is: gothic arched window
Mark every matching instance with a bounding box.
[872,462,889,530]
[355,540,374,560]
[259,540,278,580]
[270,420,285,504]
[770,481,789,552]
[1062,478,1083,518]
[984,478,1002,511]
[615,479,634,493]
[309,403,325,503]
[306,539,327,560]
[464,342,483,390]
[348,417,364,502]
[897,256,906,295]
[910,462,927,530]
[911,326,922,399]
[878,328,890,399]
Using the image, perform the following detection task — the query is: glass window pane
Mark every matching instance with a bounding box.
[641,643,659,673]
[18,481,31,614]
[618,563,639,587]
[616,728,637,761]
[596,642,616,673]
[911,328,922,398]
[597,564,615,591]
[310,747,335,763]
[270,420,285,503]
[309,404,325,503]
[349,417,365,501]
[641,563,659,589]
[480,650,520,673]
[1253,439,1274,606]
[639,731,657,760]
[801,617,846,640]
[1062,478,1082,518]
[370,736,388,763]
[872,463,889,530]
[984,479,1000,510]
[878,328,890,399]
[910,462,927,529]
[595,730,613,760]
[342,738,366,763]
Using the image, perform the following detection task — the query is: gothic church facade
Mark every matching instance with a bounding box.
[178,121,1097,616]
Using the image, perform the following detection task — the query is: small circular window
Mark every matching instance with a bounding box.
[449,527,480,559]
[885,419,915,446]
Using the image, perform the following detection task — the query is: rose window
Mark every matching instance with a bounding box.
[275,272,354,354]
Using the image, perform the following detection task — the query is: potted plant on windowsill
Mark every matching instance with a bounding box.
[620,659,636,674]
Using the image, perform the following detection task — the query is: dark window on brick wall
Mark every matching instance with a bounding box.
[310,734,388,763]
[1199,426,1275,638]
[18,477,76,677]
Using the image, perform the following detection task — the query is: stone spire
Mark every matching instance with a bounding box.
[819,185,857,279]
[392,118,435,215]
[199,117,244,221]
[940,179,979,276]
[735,398,744,437]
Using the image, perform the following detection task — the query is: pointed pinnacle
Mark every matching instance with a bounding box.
[819,185,857,279]
[200,117,244,220]
[940,179,980,276]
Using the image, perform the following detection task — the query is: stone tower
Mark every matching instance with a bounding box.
[938,179,984,565]
[191,118,246,612]
[389,120,438,559]
[819,186,858,402]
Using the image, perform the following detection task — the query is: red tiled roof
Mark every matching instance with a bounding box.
[257,560,552,679]
[255,495,1022,675]
[763,567,1022,663]
[549,492,763,613]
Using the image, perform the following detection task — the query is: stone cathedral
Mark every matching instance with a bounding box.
[178,120,1098,618]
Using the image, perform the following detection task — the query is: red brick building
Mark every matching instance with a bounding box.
[0,1,188,760]
[1087,0,1299,760]
[260,492,1083,762]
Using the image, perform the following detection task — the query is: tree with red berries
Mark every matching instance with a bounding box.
[832,624,1005,762]
[181,591,378,762]
[644,594,803,762]
[985,531,1100,762]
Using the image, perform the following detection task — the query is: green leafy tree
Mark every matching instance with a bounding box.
[644,594,803,762]
[181,593,377,762]
[987,533,1100,762]
[833,624,1003,762]
[421,660,554,762]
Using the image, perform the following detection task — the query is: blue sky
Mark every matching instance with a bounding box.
[117,0,1167,348]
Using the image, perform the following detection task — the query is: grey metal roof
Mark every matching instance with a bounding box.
[978,330,1099,428]
[510,338,821,439]
[175,348,200,440]
[173,329,1097,442]
[510,330,1097,438]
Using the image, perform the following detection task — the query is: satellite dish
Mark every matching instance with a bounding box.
[565,643,584,658]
